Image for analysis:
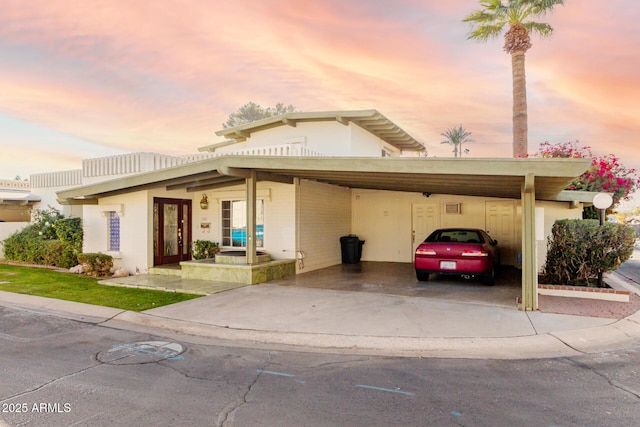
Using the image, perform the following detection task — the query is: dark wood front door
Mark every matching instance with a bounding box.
[154,198,192,266]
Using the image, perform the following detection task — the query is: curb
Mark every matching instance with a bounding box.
[606,271,640,296]
[2,291,640,360]
[0,291,123,323]
[103,310,583,359]
[102,310,640,360]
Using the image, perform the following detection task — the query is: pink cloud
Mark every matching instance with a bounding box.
[0,0,638,185]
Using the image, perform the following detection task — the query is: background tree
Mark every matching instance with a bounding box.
[463,0,565,158]
[223,102,297,129]
[534,140,640,212]
[440,125,474,158]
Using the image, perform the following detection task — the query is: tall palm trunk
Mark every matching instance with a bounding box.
[511,50,528,157]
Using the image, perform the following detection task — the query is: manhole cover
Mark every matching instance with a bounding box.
[97,341,185,365]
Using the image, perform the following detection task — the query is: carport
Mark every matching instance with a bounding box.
[58,155,591,311]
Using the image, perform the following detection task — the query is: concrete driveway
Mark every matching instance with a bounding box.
[270,261,521,309]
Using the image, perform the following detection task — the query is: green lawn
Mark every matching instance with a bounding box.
[0,264,201,311]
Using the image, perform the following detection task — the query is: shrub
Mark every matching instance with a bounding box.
[31,207,64,240]
[192,240,220,260]
[77,253,113,277]
[1,208,83,268]
[43,241,79,269]
[542,219,635,286]
[2,232,42,264]
[54,217,83,253]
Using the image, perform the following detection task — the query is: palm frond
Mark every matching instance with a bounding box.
[524,22,554,37]
[468,23,506,41]
[463,10,496,24]
[530,0,565,15]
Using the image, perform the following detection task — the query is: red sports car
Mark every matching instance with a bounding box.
[414,228,499,285]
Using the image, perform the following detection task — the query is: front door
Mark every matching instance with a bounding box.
[154,198,192,266]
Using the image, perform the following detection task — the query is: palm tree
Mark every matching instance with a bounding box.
[463,0,565,158]
[440,125,474,158]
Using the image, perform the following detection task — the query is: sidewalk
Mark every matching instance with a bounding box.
[2,273,640,360]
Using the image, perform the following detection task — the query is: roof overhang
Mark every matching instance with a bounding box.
[211,110,425,151]
[0,190,41,206]
[57,156,592,205]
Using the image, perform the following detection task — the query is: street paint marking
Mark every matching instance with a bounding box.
[99,341,185,364]
[110,343,182,359]
[257,370,295,378]
[356,384,415,396]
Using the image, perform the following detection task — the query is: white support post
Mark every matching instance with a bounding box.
[521,173,538,311]
[246,170,257,265]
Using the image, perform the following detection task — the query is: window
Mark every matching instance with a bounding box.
[108,211,120,251]
[221,199,264,247]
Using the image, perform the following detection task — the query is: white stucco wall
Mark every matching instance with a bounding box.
[79,181,297,273]
[83,191,152,273]
[214,121,389,157]
[73,180,588,276]
[29,186,82,218]
[351,189,582,272]
[352,190,504,263]
[0,222,28,258]
[192,182,296,261]
[349,123,399,157]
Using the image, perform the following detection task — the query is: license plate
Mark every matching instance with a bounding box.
[440,261,456,270]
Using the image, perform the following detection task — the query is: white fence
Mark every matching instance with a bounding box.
[28,145,325,189]
[82,152,205,177]
[29,169,82,188]
[215,143,325,157]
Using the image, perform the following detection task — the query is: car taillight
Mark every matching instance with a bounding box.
[416,248,436,255]
[461,250,488,257]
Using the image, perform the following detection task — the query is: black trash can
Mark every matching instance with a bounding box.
[340,235,365,264]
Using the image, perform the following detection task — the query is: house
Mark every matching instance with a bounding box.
[25,110,592,311]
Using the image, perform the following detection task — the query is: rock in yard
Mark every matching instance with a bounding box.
[69,264,84,274]
[112,268,130,278]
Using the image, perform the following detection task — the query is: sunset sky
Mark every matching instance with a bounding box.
[1,0,639,203]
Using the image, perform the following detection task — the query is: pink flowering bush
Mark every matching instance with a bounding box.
[535,141,640,208]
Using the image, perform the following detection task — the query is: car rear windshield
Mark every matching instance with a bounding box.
[426,230,483,243]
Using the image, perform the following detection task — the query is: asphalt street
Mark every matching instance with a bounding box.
[1,304,640,427]
[617,248,640,285]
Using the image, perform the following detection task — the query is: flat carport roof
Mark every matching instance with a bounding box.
[56,156,590,202]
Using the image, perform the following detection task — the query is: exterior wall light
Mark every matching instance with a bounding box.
[200,194,209,210]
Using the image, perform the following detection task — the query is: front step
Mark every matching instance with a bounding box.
[149,264,182,277]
